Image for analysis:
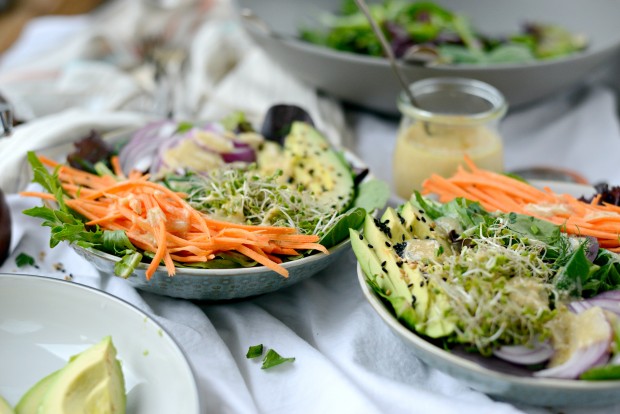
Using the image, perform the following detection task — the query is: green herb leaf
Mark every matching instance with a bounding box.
[15,253,35,267]
[580,364,620,380]
[319,207,365,248]
[261,349,295,369]
[352,178,390,212]
[114,251,143,279]
[246,344,264,359]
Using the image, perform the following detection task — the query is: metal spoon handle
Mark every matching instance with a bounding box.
[0,102,12,137]
[354,0,417,107]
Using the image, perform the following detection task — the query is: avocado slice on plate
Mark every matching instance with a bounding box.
[0,395,14,414]
[14,370,60,414]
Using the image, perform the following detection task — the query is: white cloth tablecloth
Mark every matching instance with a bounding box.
[2,1,620,413]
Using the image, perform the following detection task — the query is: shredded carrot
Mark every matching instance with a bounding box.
[422,155,620,250]
[21,154,329,280]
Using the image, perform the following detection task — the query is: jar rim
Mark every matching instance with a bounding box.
[397,77,508,125]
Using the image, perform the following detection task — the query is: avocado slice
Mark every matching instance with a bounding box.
[383,203,456,338]
[351,228,419,328]
[400,201,454,254]
[283,122,354,212]
[38,336,126,414]
[14,370,60,414]
[0,395,14,414]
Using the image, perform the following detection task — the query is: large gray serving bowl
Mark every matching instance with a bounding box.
[236,0,620,115]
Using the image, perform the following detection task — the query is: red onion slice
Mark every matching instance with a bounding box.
[221,146,257,163]
[533,340,610,379]
[118,120,176,174]
[567,300,594,314]
[593,290,620,301]
[493,341,554,365]
[534,307,613,379]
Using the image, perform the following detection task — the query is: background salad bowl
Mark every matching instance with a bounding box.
[21,105,389,301]
[236,0,620,114]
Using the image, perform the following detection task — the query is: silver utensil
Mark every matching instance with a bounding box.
[0,99,12,137]
[353,0,418,107]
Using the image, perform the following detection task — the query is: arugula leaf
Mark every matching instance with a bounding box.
[15,253,35,267]
[246,344,264,359]
[553,246,597,297]
[27,151,68,211]
[114,251,143,279]
[261,349,295,369]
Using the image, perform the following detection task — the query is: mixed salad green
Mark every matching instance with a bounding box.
[300,0,587,65]
[352,191,620,379]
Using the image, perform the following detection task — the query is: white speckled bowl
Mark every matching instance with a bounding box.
[357,262,620,407]
[356,181,620,407]
[73,237,352,301]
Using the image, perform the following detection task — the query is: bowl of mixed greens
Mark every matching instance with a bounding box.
[353,177,620,406]
[22,105,389,300]
[237,0,620,114]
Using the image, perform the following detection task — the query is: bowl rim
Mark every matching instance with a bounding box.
[73,233,352,277]
[244,22,620,72]
[356,262,620,391]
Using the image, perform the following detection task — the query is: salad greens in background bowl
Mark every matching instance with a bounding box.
[236,0,620,114]
[353,180,620,406]
[22,105,390,300]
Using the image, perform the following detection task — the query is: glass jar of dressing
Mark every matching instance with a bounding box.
[393,77,507,200]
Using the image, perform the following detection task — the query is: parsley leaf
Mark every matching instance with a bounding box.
[246,344,264,359]
[15,253,35,267]
[261,349,295,369]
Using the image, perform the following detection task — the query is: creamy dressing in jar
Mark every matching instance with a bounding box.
[392,78,507,200]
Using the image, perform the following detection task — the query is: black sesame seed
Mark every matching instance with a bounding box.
[381,261,386,267]
[368,244,374,249]
[421,216,427,223]
[385,241,391,247]
[359,234,364,240]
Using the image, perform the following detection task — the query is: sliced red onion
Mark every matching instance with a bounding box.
[584,298,620,316]
[221,146,256,163]
[493,341,554,365]
[118,120,176,173]
[534,307,613,379]
[593,290,620,301]
[533,340,610,379]
[567,300,594,314]
[568,291,620,316]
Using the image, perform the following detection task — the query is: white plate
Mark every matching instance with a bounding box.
[0,274,201,413]
[356,180,620,407]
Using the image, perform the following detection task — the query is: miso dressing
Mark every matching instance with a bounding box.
[393,121,504,199]
[392,78,507,200]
